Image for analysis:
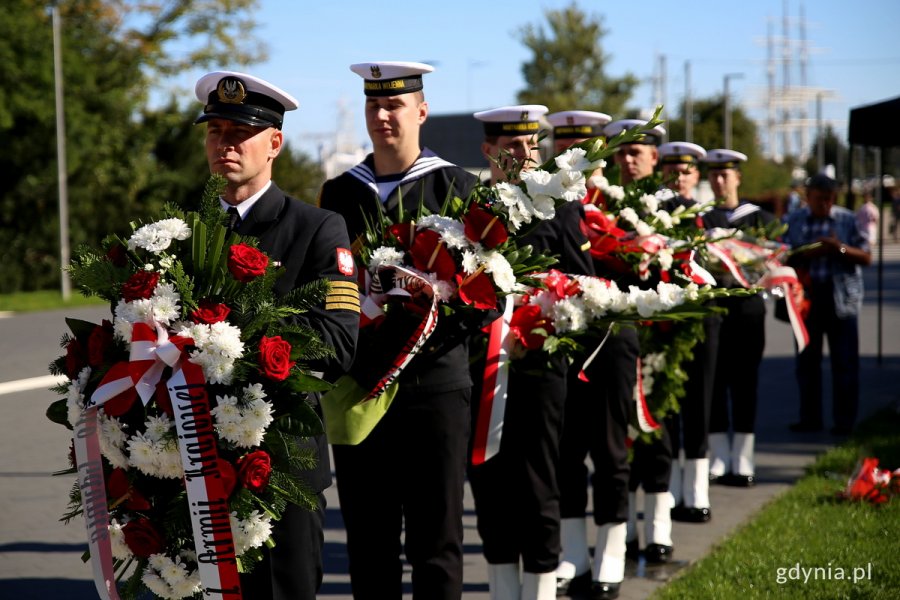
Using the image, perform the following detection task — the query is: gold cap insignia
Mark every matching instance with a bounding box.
[566,116,575,125]
[520,111,529,121]
[370,65,382,79]
[217,77,247,104]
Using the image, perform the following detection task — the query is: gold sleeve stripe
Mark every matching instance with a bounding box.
[581,240,592,251]
[326,300,361,312]
[330,280,360,291]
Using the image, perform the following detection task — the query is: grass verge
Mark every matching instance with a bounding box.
[0,290,104,313]
[652,408,900,599]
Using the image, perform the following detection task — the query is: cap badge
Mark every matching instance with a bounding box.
[217,77,247,104]
[520,111,529,121]
[566,116,575,125]
[370,65,382,79]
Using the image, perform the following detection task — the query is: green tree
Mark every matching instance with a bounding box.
[666,96,793,202]
[0,0,264,293]
[516,2,638,116]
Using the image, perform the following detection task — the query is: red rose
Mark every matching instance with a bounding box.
[106,243,128,267]
[64,338,87,379]
[237,450,272,493]
[509,303,554,351]
[87,320,114,367]
[463,206,508,249]
[190,299,231,324]
[218,458,238,498]
[122,518,166,557]
[228,243,269,282]
[456,270,497,310]
[107,468,151,511]
[258,335,296,381]
[121,270,159,302]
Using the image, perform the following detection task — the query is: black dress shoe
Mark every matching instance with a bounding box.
[789,421,823,433]
[556,570,591,596]
[643,543,674,564]
[671,504,711,522]
[625,538,639,561]
[722,473,755,487]
[589,581,621,600]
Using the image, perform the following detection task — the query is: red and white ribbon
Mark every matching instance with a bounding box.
[360,265,440,402]
[72,407,121,600]
[759,265,810,353]
[471,296,516,466]
[90,322,191,407]
[634,357,660,433]
[79,320,242,598]
[168,361,242,598]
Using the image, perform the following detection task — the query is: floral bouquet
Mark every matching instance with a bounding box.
[838,457,900,505]
[46,177,333,599]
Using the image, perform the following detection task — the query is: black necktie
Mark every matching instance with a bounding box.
[226,206,241,231]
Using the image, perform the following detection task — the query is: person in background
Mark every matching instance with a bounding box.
[782,173,871,436]
[855,191,879,246]
[701,149,774,487]
[657,142,719,521]
[605,118,677,565]
[470,104,588,600]
[194,69,360,600]
[318,61,478,600]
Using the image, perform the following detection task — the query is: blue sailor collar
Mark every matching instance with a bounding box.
[347,148,456,198]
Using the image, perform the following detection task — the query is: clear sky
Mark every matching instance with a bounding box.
[167,0,900,158]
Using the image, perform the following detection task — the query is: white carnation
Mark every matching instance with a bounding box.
[481,251,516,293]
[128,218,191,254]
[550,297,589,334]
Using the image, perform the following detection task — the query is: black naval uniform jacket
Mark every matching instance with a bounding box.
[318,149,479,393]
[233,181,360,491]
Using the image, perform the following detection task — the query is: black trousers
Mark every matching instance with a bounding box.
[469,358,566,573]
[710,295,766,434]
[668,314,720,458]
[796,283,860,429]
[628,427,673,494]
[240,494,325,600]
[558,329,637,525]
[332,386,471,600]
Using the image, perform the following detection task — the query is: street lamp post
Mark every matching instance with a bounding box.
[52,5,71,300]
[723,73,744,150]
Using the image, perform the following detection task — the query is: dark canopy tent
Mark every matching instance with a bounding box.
[847,95,900,362]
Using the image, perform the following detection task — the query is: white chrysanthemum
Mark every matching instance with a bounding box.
[142,552,200,600]
[150,283,181,324]
[243,383,266,403]
[211,395,241,424]
[418,214,458,232]
[128,219,191,254]
[126,435,156,474]
[642,374,656,395]
[231,511,274,556]
[155,442,184,479]
[577,276,628,317]
[644,351,667,372]
[422,272,455,302]
[217,420,242,444]
[98,415,129,469]
[65,367,91,426]
[480,251,516,293]
[370,246,405,269]
[558,169,587,202]
[245,398,274,425]
[640,193,660,214]
[236,425,265,448]
[108,519,132,560]
[551,297,588,334]
[143,414,172,442]
[207,322,245,359]
[657,248,674,272]
[461,250,479,275]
